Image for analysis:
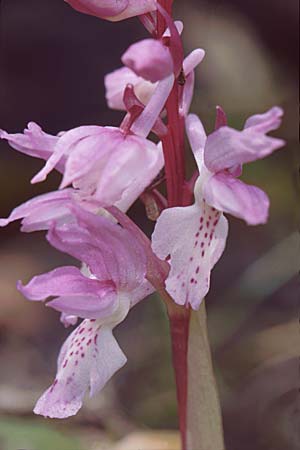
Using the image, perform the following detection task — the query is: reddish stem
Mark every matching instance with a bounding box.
[166,301,190,450]
[156,3,190,449]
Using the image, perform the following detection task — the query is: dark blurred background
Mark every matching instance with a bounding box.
[0,1,299,449]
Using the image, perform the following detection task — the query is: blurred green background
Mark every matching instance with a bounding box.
[0,0,299,449]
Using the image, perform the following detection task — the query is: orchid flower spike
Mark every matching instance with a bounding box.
[64,0,156,21]
[152,106,285,310]
[18,205,156,418]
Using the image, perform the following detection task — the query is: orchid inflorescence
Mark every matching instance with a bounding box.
[1,0,284,441]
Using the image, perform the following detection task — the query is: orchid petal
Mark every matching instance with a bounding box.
[60,127,122,191]
[31,126,103,184]
[69,205,147,289]
[0,122,64,172]
[185,114,207,171]
[34,320,127,418]
[180,71,195,117]
[47,292,117,319]
[47,225,111,282]
[131,74,174,137]
[203,172,270,225]
[152,203,228,309]
[95,134,163,207]
[122,39,174,83]
[204,126,285,172]
[183,48,205,76]
[17,266,116,302]
[0,189,74,232]
[244,106,284,133]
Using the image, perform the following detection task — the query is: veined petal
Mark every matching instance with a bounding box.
[69,205,147,290]
[244,106,284,133]
[17,266,116,302]
[34,319,127,418]
[152,203,228,309]
[131,74,174,138]
[47,225,111,281]
[122,39,174,83]
[60,127,122,191]
[47,292,117,319]
[0,189,74,232]
[185,114,207,171]
[0,122,64,172]
[204,125,285,172]
[203,172,270,225]
[31,126,105,184]
[95,134,163,206]
[114,141,164,212]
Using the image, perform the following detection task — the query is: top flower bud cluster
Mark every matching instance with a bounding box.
[0,0,284,419]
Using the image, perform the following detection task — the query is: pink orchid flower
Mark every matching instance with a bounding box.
[65,0,156,21]
[0,73,175,211]
[152,107,285,310]
[18,205,155,418]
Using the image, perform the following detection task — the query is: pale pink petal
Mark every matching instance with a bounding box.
[244,106,284,133]
[0,189,74,232]
[203,172,270,225]
[185,114,207,171]
[122,39,174,83]
[180,71,194,117]
[182,48,205,76]
[34,320,127,418]
[131,74,174,137]
[31,126,103,184]
[47,292,117,319]
[0,122,64,172]
[69,205,147,290]
[114,141,164,212]
[152,203,228,309]
[60,127,122,191]
[204,126,285,173]
[17,266,116,302]
[95,134,163,206]
[47,208,147,291]
[47,225,112,282]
